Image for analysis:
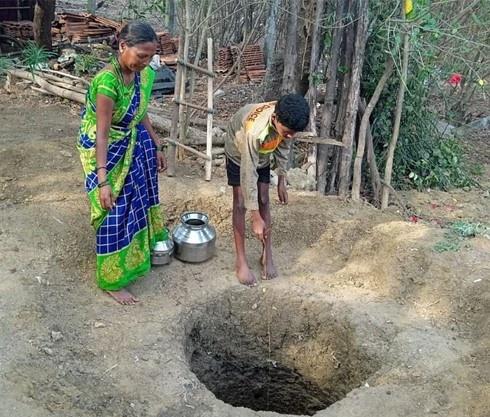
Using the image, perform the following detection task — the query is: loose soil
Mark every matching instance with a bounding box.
[0,86,488,417]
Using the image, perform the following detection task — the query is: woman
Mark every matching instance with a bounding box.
[77,21,167,305]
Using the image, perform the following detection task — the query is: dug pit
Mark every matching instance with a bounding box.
[185,289,381,416]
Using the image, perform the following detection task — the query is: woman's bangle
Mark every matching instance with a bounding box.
[96,166,107,171]
[158,144,165,152]
[98,180,110,188]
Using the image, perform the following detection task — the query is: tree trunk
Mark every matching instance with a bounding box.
[365,118,381,205]
[87,0,96,13]
[305,0,326,179]
[317,0,345,194]
[33,0,55,51]
[351,57,393,201]
[264,0,281,67]
[166,0,177,34]
[337,0,369,197]
[327,1,355,194]
[381,13,410,209]
[281,0,301,94]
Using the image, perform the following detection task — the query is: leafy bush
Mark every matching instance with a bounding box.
[21,41,55,71]
[0,56,13,74]
[433,220,489,252]
[74,53,100,75]
[362,0,476,191]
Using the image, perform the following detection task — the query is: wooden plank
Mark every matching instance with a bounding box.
[294,135,345,147]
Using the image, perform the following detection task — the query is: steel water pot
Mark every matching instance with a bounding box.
[172,211,216,263]
[151,228,174,265]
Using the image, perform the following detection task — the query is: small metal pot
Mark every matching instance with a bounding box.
[151,237,174,266]
[172,211,216,263]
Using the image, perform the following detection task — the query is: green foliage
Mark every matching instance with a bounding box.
[362,0,482,192]
[433,220,489,252]
[74,53,100,76]
[124,0,166,19]
[0,56,14,74]
[450,221,489,238]
[433,237,462,253]
[21,41,55,72]
[407,137,474,190]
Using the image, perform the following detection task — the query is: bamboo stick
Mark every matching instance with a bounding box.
[166,22,184,176]
[47,79,88,94]
[177,59,215,78]
[8,69,85,103]
[177,0,191,162]
[174,98,214,113]
[164,137,211,160]
[38,68,90,85]
[205,37,214,181]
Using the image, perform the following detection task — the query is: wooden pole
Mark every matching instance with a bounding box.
[306,0,326,181]
[338,0,369,197]
[351,57,393,201]
[317,0,345,194]
[166,20,184,176]
[205,37,214,181]
[381,8,410,209]
[177,0,191,161]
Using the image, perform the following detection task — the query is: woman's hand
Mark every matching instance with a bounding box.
[99,185,115,210]
[157,150,167,172]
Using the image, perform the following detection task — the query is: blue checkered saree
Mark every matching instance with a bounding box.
[77,64,166,290]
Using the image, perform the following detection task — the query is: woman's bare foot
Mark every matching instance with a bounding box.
[236,262,257,287]
[106,289,140,305]
[261,245,278,280]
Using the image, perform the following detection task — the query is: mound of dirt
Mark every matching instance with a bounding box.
[0,90,488,417]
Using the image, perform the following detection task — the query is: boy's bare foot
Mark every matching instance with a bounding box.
[106,289,140,305]
[261,246,278,280]
[236,262,257,287]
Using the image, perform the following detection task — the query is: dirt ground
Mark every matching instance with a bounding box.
[0,84,489,417]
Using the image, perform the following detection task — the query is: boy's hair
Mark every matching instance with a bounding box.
[275,93,310,132]
[118,21,157,47]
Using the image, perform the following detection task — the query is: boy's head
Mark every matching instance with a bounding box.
[272,93,310,138]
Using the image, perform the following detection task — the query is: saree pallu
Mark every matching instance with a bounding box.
[78,70,166,290]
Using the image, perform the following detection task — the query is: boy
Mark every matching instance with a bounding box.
[224,93,310,286]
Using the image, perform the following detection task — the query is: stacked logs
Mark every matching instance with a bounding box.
[155,32,179,69]
[0,21,34,40]
[51,12,121,43]
[215,43,266,82]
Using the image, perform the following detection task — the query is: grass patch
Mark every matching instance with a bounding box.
[433,221,489,253]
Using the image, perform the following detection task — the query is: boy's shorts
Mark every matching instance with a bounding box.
[226,157,270,186]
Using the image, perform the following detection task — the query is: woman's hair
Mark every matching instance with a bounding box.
[117,21,157,47]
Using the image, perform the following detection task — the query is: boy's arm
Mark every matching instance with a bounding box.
[273,140,291,204]
[238,130,261,211]
[273,139,292,177]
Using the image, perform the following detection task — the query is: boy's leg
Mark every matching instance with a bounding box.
[258,181,278,279]
[232,185,257,286]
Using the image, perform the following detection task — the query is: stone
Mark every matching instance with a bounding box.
[287,168,316,191]
[214,89,225,98]
[435,120,455,137]
[50,331,63,342]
